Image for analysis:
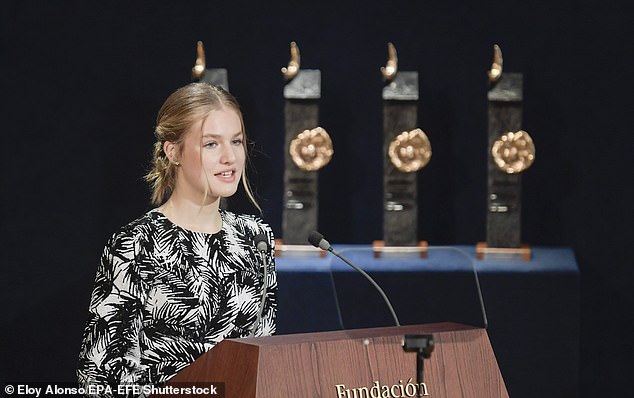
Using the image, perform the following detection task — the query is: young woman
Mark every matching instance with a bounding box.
[77,83,276,391]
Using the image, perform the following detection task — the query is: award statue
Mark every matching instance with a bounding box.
[191,41,228,90]
[477,45,536,260]
[374,43,431,258]
[279,42,333,253]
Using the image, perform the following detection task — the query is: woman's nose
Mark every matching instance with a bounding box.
[219,144,236,164]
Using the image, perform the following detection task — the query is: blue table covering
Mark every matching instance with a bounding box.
[274,245,579,398]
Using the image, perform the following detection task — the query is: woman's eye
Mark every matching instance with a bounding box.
[231,138,243,145]
[204,142,218,148]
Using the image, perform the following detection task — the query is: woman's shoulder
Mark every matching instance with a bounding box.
[107,209,162,244]
[221,210,273,236]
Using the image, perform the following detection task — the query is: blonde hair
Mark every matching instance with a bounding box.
[145,83,260,210]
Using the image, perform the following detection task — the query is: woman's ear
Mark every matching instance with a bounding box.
[163,141,180,165]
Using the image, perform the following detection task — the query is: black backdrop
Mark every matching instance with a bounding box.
[1,1,632,396]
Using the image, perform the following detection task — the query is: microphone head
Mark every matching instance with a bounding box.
[308,231,331,251]
[253,233,270,253]
[307,231,324,248]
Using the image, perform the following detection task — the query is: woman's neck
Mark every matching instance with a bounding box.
[159,192,223,234]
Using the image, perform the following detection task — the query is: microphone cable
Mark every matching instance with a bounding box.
[332,245,488,329]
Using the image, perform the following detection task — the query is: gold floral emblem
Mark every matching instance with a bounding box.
[289,127,334,171]
[388,128,432,173]
[491,130,536,174]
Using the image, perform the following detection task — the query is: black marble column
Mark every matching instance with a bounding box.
[487,73,523,248]
[383,72,418,246]
[198,68,229,91]
[282,71,321,244]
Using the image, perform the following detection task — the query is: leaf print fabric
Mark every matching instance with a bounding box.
[77,209,277,396]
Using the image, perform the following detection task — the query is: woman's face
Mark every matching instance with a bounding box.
[174,106,246,203]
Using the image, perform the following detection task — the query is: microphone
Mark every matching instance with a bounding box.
[307,231,401,327]
[308,231,331,251]
[249,233,271,337]
[253,233,270,253]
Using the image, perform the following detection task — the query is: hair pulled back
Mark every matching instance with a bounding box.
[145,83,258,209]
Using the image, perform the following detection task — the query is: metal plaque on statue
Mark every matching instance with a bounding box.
[478,45,535,260]
[280,42,332,252]
[375,43,430,258]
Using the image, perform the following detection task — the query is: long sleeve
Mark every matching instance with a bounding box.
[77,230,150,395]
[78,209,277,392]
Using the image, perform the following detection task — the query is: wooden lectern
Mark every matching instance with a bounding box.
[168,323,508,397]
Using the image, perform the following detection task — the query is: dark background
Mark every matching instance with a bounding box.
[1,1,632,396]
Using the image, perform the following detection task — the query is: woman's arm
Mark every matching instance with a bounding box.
[77,230,149,395]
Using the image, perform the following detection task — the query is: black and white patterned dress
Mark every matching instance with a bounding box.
[77,209,276,392]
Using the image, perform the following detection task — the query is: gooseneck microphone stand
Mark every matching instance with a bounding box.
[307,231,400,327]
[308,231,436,396]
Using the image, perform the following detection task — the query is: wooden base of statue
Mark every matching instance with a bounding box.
[274,239,326,258]
[476,242,531,261]
[372,240,428,258]
[164,322,508,398]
